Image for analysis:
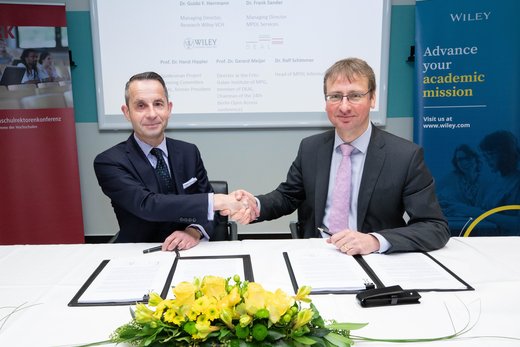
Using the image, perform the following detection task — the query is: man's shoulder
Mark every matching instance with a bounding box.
[94,137,133,162]
[300,129,334,146]
[165,137,197,148]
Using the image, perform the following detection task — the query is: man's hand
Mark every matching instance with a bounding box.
[162,228,200,251]
[326,229,380,255]
[214,191,259,224]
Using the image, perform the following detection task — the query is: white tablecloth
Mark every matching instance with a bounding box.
[1,237,519,347]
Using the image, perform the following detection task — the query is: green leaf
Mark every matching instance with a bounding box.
[292,335,319,345]
[326,322,368,331]
[323,332,352,347]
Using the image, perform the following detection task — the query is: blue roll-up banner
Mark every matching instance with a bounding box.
[414,0,520,236]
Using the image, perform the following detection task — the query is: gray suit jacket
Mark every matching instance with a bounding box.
[257,125,450,252]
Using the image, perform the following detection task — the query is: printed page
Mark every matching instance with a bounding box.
[78,255,175,303]
[362,253,468,290]
[286,245,371,292]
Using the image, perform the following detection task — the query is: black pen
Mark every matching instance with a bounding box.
[143,245,162,254]
[143,245,180,258]
[317,226,333,236]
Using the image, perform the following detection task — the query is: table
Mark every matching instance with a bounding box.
[1,237,519,347]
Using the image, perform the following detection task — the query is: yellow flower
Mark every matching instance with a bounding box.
[164,306,185,325]
[153,299,173,320]
[134,303,156,324]
[193,295,211,315]
[193,317,219,340]
[294,285,312,303]
[243,282,266,315]
[220,307,235,329]
[147,292,163,307]
[219,286,241,309]
[204,302,220,321]
[265,289,294,324]
[173,281,197,307]
[201,275,227,299]
[293,308,314,330]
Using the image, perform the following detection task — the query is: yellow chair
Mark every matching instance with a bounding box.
[463,205,520,237]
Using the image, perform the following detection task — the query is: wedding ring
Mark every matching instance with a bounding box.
[341,244,348,252]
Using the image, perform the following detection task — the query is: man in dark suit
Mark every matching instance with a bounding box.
[231,58,450,254]
[94,72,253,251]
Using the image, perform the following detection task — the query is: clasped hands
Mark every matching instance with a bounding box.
[214,190,258,224]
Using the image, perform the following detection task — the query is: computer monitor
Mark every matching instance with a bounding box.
[0,66,25,86]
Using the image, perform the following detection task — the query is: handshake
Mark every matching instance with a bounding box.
[213,190,258,224]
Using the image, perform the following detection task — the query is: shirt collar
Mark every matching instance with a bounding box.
[333,122,372,154]
[133,134,169,157]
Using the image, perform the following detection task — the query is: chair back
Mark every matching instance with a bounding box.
[210,180,235,241]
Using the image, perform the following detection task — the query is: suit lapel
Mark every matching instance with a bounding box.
[357,127,385,227]
[315,131,334,227]
[125,135,160,192]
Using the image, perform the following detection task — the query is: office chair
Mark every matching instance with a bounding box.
[210,180,238,241]
[289,221,302,239]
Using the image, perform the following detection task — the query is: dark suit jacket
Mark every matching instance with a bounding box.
[94,134,213,242]
[257,125,450,252]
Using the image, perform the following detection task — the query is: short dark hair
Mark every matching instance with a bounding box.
[124,71,168,105]
[323,57,376,96]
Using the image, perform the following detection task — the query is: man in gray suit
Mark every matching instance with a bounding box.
[231,58,450,255]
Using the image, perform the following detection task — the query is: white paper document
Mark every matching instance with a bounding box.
[78,255,175,304]
[362,253,468,290]
[286,246,372,292]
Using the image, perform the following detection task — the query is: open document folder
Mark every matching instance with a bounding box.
[68,253,253,306]
[284,244,472,295]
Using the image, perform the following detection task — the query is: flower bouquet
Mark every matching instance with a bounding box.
[106,275,367,346]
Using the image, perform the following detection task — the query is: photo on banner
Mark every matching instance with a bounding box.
[414,0,520,236]
[0,3,84,244]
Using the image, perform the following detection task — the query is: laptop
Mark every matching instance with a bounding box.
[0,66,25,86]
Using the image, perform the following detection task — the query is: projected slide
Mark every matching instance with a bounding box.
[91,0,390,129]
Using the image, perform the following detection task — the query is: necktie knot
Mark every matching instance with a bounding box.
[339,143,354,157]
[150,148,163,160]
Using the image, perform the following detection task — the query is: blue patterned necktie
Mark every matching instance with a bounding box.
[150,148,174,193]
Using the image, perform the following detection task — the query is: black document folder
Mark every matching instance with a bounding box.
[283,249,473,295]
[69,254,253,307]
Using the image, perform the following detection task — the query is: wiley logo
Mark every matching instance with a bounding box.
[450,12,491,22]
[184,38,217,49]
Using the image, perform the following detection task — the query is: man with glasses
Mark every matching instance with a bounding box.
[229,58,450,255]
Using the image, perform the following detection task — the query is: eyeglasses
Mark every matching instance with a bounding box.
[325,90,371,104]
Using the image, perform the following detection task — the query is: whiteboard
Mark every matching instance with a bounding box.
[90,0,391,129]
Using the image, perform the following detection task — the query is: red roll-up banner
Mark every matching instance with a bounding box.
[0,3,84,244]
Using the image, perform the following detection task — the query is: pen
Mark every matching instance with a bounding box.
[317,226,332,236]
[143,245,162,254]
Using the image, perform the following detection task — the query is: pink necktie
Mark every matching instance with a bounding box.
[329,143,354,233]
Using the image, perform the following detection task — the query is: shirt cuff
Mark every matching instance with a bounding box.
[207,193,214,221]
[188,224,209,240]
[370,232,390,253]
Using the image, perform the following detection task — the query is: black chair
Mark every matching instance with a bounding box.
[289,221,301,239]
[210,180,238,241]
